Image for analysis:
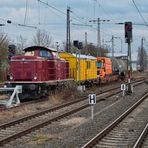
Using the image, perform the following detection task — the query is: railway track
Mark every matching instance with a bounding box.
[82,92,148,148]
[0,79,146,146]
[133,123,148,148]
[0,78,143,112]
[0,78,145,112]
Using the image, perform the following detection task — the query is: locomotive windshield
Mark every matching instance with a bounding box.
[40,49,52,58]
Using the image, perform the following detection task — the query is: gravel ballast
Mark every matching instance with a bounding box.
[2,82,148,148]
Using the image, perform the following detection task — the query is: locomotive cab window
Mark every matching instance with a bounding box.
[40,49,52,58]
[25,51,35,56]
[97,61,102,68]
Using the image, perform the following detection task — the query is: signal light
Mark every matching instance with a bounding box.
[73,40,79,48]
[125,22,132,43]
[8,44,16,60]
[73,40,83,49]
[78,42,83,49]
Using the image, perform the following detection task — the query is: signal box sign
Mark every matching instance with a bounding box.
[89,94,96,105]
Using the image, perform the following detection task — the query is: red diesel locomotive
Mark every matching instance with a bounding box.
[7,46,72,99]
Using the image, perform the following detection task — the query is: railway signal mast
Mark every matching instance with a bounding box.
[125,22,133,94]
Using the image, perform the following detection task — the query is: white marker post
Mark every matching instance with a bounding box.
[121,84,126,96]
[89,94,96,120]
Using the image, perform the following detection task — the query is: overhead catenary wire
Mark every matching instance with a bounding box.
[24,0,29,24]
[0,2,118,40]
[43,0,48,30]
[37,0,89,25]
[37,0,116,39]
[37,0,41,26]
[96,0,117,22]
[1,0,124,44]
[131,0,148,26]
[93,0,97,19]
[71,11,84,20]
[85,0,90,23]
[0,17,37,29]
[37,0,66,15]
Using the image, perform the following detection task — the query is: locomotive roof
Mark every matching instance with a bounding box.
[24,46,57,52]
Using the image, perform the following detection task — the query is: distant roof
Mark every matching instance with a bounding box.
[24,46,57,52]
[107,53,127,57]
[72,53,96,59]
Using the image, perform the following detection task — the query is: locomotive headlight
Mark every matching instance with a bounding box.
[34,76,37,80]
[10,75,13,80]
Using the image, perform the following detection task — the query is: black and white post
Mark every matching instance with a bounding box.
[121,84,126,96]
[89,94,96,120]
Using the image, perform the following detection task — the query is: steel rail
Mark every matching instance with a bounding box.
[82,92,148,148]
[0,88,122,146]
[133,123,148,148]
[0,77,145,111]
[0,79,144,130]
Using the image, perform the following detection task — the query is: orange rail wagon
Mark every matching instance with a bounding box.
[96,57,119,83]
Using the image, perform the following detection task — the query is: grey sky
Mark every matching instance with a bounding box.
[0,0,148,60]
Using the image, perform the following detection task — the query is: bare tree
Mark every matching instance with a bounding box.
[81,43,109,57]
[16,35,27,55]
[0,32,9,81]
[137,47,147,71]
[33,29,53,47]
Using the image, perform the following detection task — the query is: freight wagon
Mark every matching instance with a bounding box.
[96,57,126,83]
[59,52,98,85]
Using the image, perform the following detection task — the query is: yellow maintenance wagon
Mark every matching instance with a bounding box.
[59,52,97,84]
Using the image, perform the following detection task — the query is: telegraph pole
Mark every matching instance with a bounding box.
[97,18,101,57]
[111,36,123,55]
[85,32,87,46]
[89,18,110,57]
[66,7,71,53]
[85,32,88,54]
